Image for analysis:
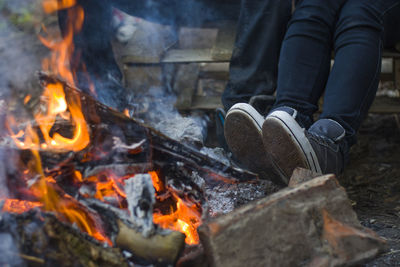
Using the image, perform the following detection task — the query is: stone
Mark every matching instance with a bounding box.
[198,175,386,267]
[288,167,321,187]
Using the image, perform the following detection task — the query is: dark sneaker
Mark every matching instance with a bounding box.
[262,108,345,183]
[306,119,345,175]
[224,103,276,181]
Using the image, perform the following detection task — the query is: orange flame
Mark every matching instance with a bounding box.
[153,193,202,245]
[42,0,77,14]
[39,5,84,85]
[10,82,90,152]
[29,122,110,245]
[151,172,201,245]
[82,171,202,245]
[4,0,109,245]
[5,0,204,247]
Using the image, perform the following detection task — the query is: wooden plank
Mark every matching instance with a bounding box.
[394,58,400,90]
[370,96,400,114]
[174,64,199,110]
[176,94,400,114]
[122,48,399,65]
[186,96,222,110]
[162,49,231,63]
[383,49,400,58]
[211,21,236,61]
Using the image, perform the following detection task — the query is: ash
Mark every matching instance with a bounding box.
[204,180,280,217]
[200,147,231,166]
[129,88,282,217]
[190,171,280,217]
[129,87,207,146]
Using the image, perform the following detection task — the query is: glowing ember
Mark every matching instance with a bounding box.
[2,199,42,214]
[151,172,202,245]
[153,194,202,245]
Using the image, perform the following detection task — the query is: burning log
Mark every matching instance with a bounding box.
[37,72,257,183]
[83,198,186,264]
[198,175,386,267]
[116,219,185,264]
[1,71,263,266]
[0,210,128,266]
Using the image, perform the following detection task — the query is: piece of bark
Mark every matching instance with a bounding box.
[116,219,185,264]
[288,167,321,187]
[83,198,186,265]
[198,174,386,267]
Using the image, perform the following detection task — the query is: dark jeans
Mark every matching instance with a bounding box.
[274,0,400,150]
[221,0,292,110]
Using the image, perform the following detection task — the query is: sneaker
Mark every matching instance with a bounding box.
[262,108,345,183]
[224,103,277,181]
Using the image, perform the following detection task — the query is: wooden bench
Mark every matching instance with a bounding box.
[120,22,400,113]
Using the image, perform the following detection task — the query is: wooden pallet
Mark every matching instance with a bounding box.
[121,23,400,113]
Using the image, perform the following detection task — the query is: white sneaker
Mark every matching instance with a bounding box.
[224,103,277,181]
[262,107,322,183]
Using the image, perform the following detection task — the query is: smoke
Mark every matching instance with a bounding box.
[0,0,46,199]
[109,0,239,146]
[0,231,25,267]
[0,1,46,97]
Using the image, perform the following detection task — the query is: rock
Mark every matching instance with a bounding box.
[288,167,321,187]
[198,175,386,267]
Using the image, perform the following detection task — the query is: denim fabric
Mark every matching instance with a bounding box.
[274,0,400,150]
[221,0,292,110]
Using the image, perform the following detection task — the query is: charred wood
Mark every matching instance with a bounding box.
[83,199,186,265]
[37,72,257,183]
[0,210,128,266]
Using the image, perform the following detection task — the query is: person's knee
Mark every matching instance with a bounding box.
[289,0,339,30]
[336,1,383,39]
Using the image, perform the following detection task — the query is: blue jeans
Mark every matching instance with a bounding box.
[274,0,400,149]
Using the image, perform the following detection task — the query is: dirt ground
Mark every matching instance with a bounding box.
[341,114,400,266]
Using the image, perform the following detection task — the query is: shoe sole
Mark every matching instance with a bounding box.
[262,111,322,183]
[224,103,275,180]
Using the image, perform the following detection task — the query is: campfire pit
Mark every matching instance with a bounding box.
[1,72,271,265]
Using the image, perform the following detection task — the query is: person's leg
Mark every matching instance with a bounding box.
[383,4,400,49]
[222,0,292,112]
[261,0,347,181]
[320,0,400,148]
[263,0,400,181]
[273,0,347,128]
[222,0,293,182]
